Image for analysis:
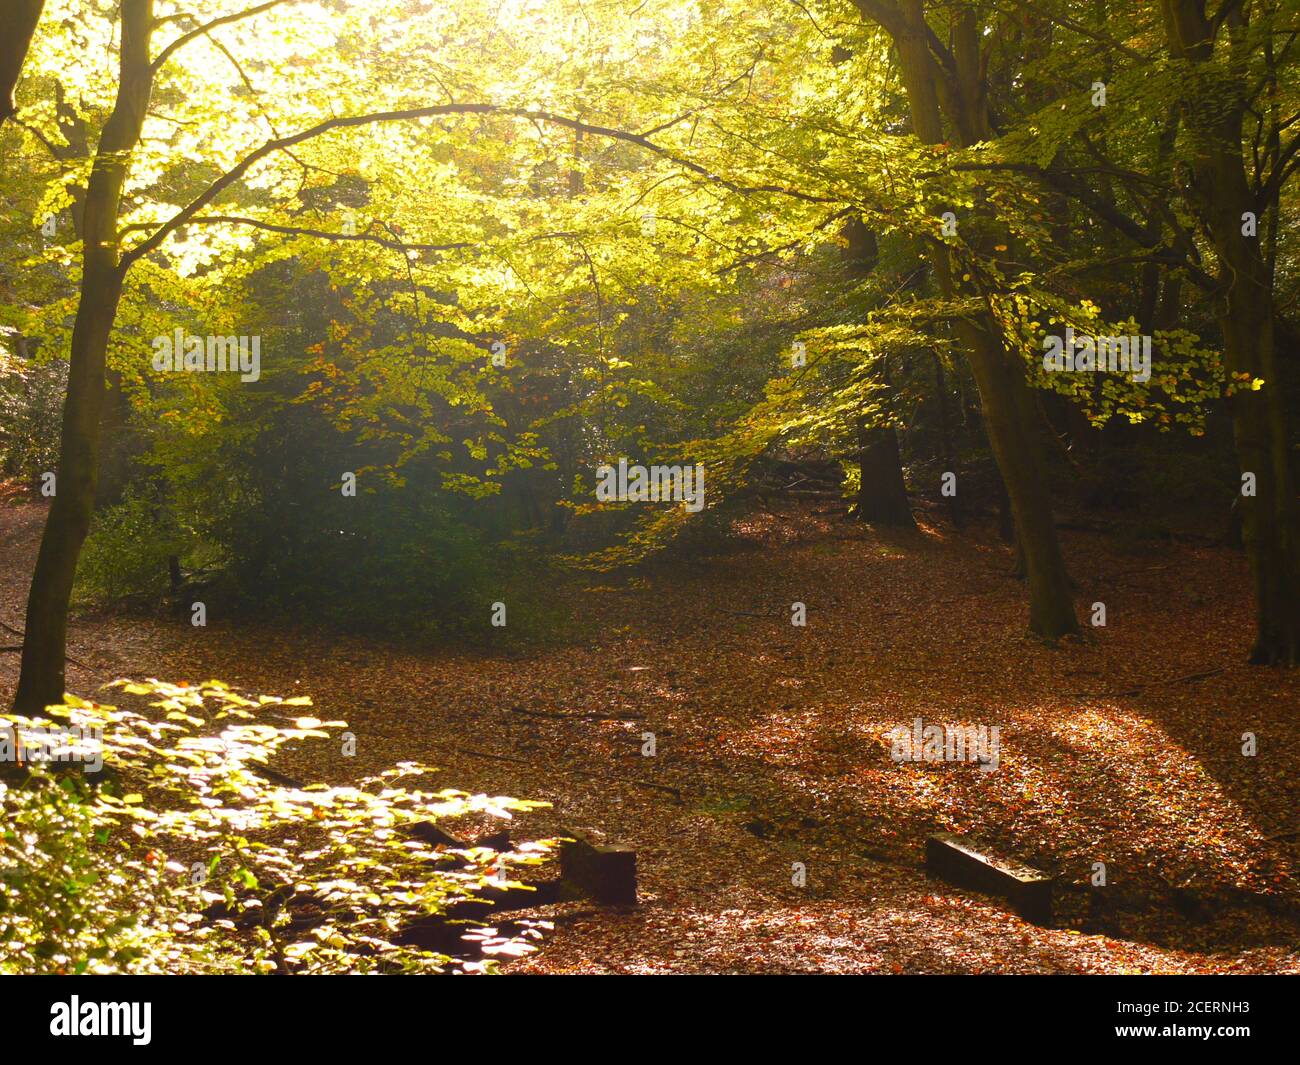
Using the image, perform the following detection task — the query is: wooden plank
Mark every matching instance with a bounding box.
[925,832,1053,925]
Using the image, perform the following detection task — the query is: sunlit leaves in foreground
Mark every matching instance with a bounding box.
[0,678,551,974]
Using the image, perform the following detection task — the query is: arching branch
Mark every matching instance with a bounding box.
[169,214,475,254]
[150,0,305,74]
[119,103,835,270]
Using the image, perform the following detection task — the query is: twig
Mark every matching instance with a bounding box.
[251,764,306,789]
[0,643,92,669]
[449,745,683,800]
[509,707,645,721]
[1071,667,1225,699]
[1113,564,1175,577]
[548,907,604,924]
[0,620,93,668]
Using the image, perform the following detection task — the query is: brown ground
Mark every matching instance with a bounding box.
[3,499,1298,973]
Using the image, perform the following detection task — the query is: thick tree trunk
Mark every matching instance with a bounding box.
[961,319,1074,632]
[1221,256,1300,663]
[0,0,45,123]
[1163,0,1300,663]
[14,0,153,711]
[886,0,1077,637]
[856,419,915,527]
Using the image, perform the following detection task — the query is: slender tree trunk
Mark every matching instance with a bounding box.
[1220,251,1299,663]
[840,215,915,527]
[15,269,123,711]
[995,478,1015,544]
[932,352,961,527]
[14,0,153,711]
[96,369,135,506]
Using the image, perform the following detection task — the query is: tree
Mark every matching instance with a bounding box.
[849,0,1079,637]
[7,0,1293,702]
[1160,0,1300,663]
[9,0,826,707]
[0,0,45,123]
[14,0,154,712]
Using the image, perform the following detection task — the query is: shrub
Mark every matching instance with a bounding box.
[0,352,65,489]
[74,496,184,606]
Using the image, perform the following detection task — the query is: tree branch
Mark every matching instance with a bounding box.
[150,0,304,73]
[174,214,475,254]
[1262,130,1300,205]
[120,103,834,269]
[952,160,1217,291]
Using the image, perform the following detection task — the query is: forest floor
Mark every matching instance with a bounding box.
[3,498,1300,974]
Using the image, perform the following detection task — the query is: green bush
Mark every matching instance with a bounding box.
[0,353,65,489]
[74,496,184,606]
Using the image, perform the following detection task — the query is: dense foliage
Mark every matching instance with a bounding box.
[0,5,1297,673]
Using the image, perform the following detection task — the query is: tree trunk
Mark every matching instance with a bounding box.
[932,352,961,527]
[96,368,136,507]
[856,419,915,527]
[1221,255,1299,663]
[14,0,153,711]
[995,468,1015,544]
[1163,0,1300,663]
[961,318,1074,631]
[840,215,915,526]
[887,0,1077,638]
[15,269,123,711]
[0,0,45,123]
